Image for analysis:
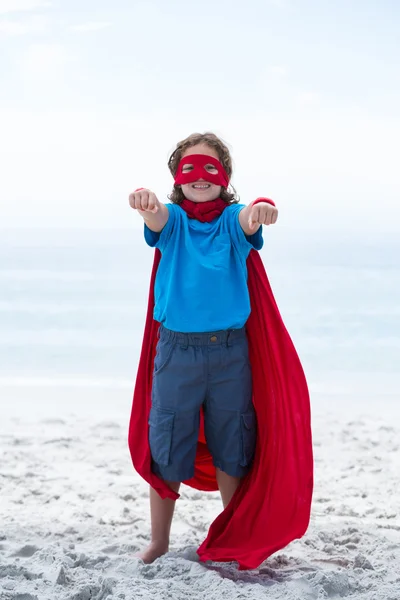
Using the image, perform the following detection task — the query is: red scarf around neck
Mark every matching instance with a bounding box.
[180,198,228,223]
[128,196,313,569]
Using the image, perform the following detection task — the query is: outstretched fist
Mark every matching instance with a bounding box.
[248,201,278,230]
[129,188,160,214]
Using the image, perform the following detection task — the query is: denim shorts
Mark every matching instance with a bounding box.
[148,324,257,482]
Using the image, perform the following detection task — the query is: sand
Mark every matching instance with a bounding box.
[0,384,399,600]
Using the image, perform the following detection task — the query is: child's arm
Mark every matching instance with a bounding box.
[129,188,169,232]
[239,199,278,236]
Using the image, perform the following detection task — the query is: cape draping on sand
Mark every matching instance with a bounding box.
[128,208,314,570]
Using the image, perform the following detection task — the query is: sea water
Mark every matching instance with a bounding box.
[0,226,399,408]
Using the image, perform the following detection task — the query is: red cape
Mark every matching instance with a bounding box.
[128,248,314,570]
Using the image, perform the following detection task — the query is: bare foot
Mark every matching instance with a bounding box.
[136,541,169,564]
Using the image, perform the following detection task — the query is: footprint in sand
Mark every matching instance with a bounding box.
[12,545,40,558]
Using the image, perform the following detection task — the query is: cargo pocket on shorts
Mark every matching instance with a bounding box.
[148,406,175,466]
[240,410,256,467]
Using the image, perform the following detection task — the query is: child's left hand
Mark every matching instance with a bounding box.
[248,202,278,230]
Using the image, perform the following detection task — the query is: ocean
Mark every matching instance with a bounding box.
[0,226,399,406]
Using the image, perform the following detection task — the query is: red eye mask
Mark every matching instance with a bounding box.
[174,154,230,188]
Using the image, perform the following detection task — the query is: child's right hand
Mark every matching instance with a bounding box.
[129,189,160,214]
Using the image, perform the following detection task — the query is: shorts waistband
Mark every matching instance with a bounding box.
[158,324,247,347]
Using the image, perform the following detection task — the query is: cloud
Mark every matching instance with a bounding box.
[0,0,51,14]
[70,22,111,33]
[268,65,288,77]
[0,15,47,35]
[296,91,322,107]
[20,43,70,80]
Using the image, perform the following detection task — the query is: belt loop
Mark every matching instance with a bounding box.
[180,333,188,351]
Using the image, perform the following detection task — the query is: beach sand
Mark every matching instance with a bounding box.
[0,385,399,600]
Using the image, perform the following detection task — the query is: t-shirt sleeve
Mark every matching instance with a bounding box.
[144,203,178,251]
[225,204,264,256]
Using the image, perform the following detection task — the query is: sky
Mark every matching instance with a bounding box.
[0,0,399,234]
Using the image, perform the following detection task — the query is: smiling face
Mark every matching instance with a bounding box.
[180,143,222,203]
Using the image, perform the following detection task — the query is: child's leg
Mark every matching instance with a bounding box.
[216,468,241,509]
[205,328,256,509]
[141,327,207,562]
[138,481,181,563]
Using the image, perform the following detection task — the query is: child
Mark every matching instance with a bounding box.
[128,132,313,570]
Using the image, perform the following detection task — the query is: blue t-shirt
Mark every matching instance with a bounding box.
[144,203,263,333]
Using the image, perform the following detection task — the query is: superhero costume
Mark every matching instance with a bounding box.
[128,157,313,570]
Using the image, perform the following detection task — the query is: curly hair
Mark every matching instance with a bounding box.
[167,132,239,205]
